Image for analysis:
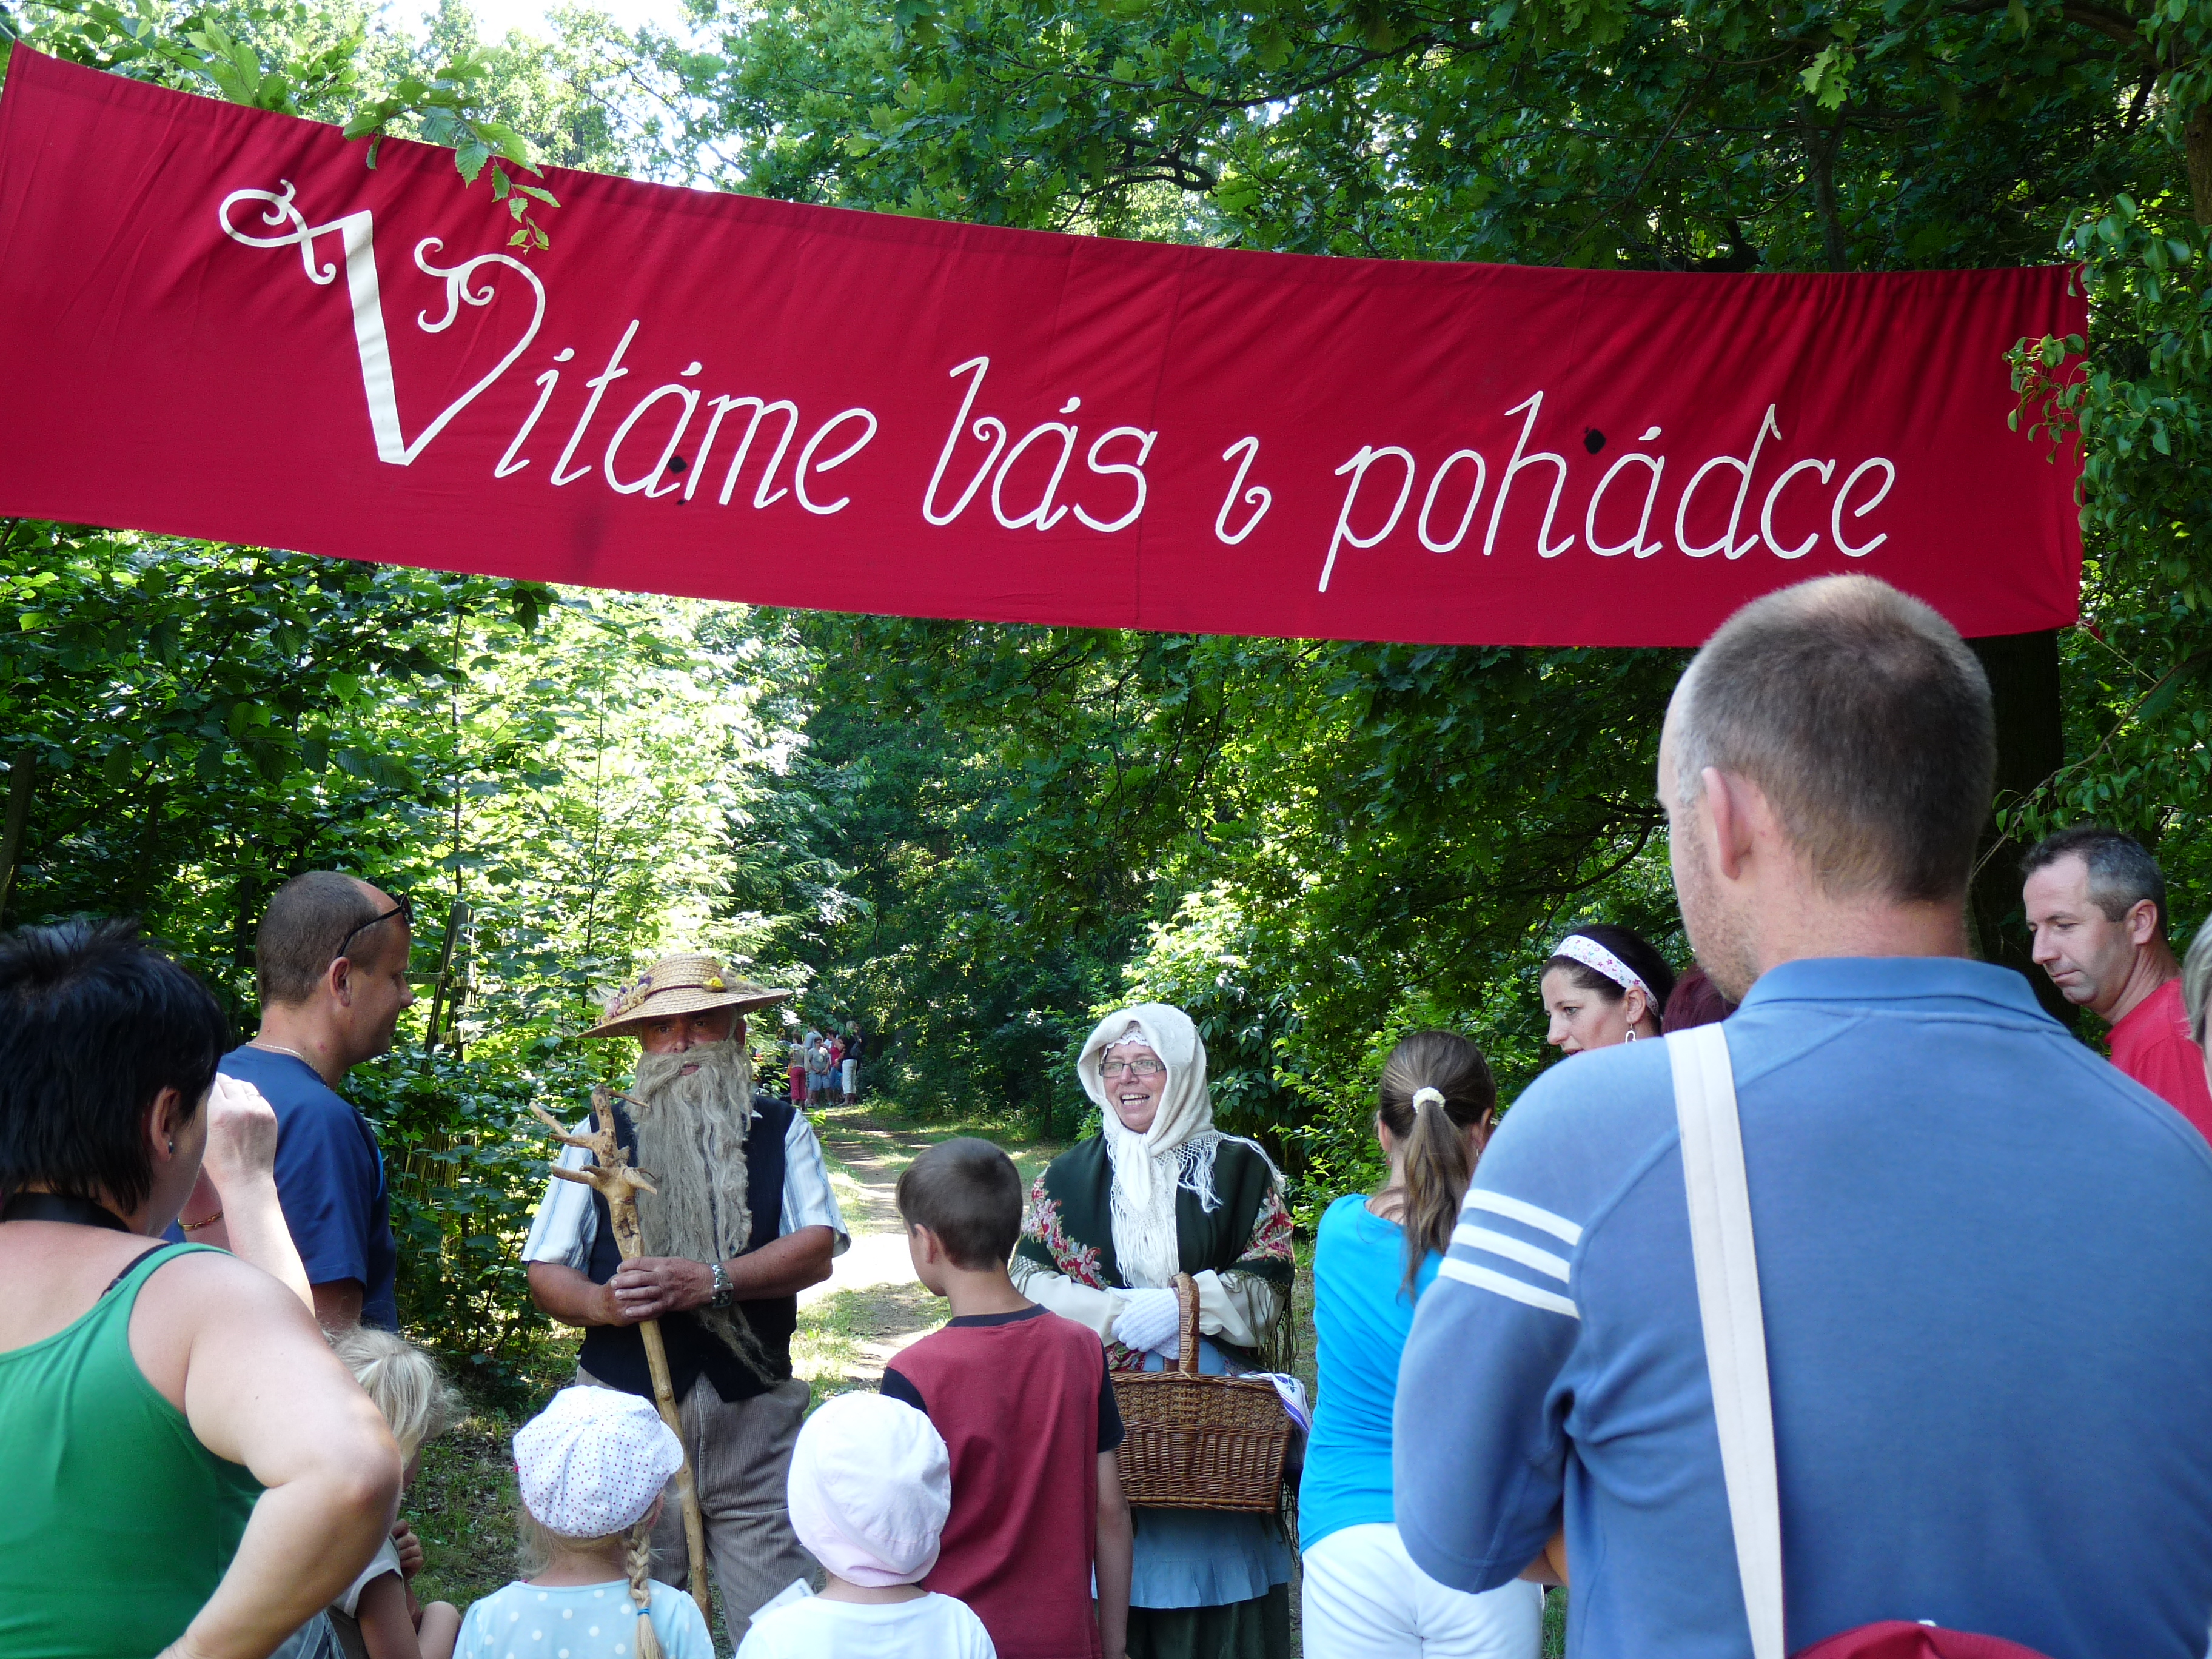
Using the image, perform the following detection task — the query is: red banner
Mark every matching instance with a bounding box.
[0,50,2083,646]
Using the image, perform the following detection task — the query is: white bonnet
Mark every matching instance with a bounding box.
[786,1392,951,1587]
[514,1386,683,1539]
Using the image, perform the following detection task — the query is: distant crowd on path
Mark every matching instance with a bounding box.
[780,1024,862,1108]
[16,572,2212,1659]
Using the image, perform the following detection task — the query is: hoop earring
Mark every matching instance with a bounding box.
[1624,1028,1638,1043]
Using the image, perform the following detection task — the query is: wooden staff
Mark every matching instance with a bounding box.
[532,1090,713,1628]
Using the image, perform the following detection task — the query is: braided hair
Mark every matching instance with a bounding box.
[625,1517,664,1659]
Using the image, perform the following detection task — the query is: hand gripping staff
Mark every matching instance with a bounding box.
[531,1090,712,1628]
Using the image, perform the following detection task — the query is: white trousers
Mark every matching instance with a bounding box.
[1301,1523,1544,1659]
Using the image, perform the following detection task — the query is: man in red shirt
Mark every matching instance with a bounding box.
[2024,826,2212,1141]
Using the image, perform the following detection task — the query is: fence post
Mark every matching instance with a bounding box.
[422,900,471,1057]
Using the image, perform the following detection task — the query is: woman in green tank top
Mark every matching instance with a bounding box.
[0,921,402,1659]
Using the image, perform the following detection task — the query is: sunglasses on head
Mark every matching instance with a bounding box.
[333,892,413,965]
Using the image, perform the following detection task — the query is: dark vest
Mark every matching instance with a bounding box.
[578,1091,797,1404]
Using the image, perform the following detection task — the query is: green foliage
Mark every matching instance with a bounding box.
[11,0,2212,1341]
[342,49,560,249]
[1,0,563,249]
[648,0,2212,1201]
[0,514,802,1381]
[2008,193,2212,890]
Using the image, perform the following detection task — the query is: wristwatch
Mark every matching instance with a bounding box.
[708,1261,734,1310]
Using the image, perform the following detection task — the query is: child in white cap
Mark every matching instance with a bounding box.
[737,1392,995,1658]
[454,1387,713,1659]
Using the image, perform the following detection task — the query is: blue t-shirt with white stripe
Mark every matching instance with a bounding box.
[1395,956,2212,1658]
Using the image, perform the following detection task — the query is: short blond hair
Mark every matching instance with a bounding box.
[2184,917,2212,1048]
[331,1327,455,1459]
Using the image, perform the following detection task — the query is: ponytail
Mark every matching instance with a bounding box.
[625,1516,664,1659]
[1378,1030,1497,1293]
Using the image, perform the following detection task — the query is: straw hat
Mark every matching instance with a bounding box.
[581,950,791,1039]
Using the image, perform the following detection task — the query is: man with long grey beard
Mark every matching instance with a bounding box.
[522,953,846,1641]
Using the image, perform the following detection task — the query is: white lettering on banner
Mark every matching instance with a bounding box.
[1321,446,1417,592]
[1075,427,1158,534]
[794,409,879,514]
[993,398,1081,531]
[214,186,1911,578]
[1301,406,1899,580]
[924,359,1156,533]
[1215,437,1272,546]
[551,321,640,486]
[1676,404,1781,558]
[925,357,1008,526]
[495,350,574,478]
[1760,457,1835,559]
[692,396,800,508]
[1418,449,1488,555]
[1584,428,1666,558]
[1484,392,1575,560]
[217,182,545,468]
[605,367,703,497]
[1832,458,1897,555]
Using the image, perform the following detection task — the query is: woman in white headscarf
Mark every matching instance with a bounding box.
[1013,1002,1294,1659]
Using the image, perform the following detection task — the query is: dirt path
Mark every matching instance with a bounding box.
[793,1101,1060,1399]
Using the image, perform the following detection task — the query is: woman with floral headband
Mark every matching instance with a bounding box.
[1013,1001,1295,1659]
[1538,925,1678,1055]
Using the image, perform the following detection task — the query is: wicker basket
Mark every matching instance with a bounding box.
[1111,1272,1292,1512]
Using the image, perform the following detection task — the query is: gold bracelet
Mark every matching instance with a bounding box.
[179,1210,223,1232]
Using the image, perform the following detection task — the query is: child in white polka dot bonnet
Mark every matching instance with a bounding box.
[455,1386,713,1659]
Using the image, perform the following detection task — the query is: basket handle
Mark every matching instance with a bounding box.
[1173,1272,1201,1375]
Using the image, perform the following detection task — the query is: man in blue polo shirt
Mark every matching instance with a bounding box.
[1396,576,2212,1657]
[181,871,412,1330]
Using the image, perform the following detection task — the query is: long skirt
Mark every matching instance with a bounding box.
[1127,1584,1291,1659]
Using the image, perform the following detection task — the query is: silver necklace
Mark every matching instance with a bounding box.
[249,1039,317,1067]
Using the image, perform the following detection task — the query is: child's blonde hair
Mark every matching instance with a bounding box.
[517,1507,666,1659]
[330,1327,456,1460]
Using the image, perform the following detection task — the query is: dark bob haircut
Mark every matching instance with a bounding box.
[0,920,232,1213]
[895,1137,1025,1270]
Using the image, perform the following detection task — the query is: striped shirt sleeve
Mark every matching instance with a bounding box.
[519,1115,597,1267]
[782,1111,851,1255]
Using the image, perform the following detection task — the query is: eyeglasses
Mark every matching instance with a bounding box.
[333,893,413,965]
[1098,1057,1165,1080]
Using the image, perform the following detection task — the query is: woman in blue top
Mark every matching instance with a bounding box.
[1302,1030,1544,1658]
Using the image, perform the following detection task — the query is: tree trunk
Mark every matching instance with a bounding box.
[1966,631,2074,1028]
[2190,104,2212,227]
[0,748,34,924]
[1798,102,1848,271]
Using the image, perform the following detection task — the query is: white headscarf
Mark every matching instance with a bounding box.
[1079,1002,1276,1289]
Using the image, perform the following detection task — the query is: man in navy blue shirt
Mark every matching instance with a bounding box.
[1396,576,2212,1657]
[179,871,413,1330]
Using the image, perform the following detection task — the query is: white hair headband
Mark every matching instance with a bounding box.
[1551,933,1652,1001]
[1411,1087,1445,1110]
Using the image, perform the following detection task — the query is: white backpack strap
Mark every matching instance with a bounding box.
[1669,1022,1786,1659]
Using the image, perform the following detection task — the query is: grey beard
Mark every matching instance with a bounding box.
[628,1040,772,1381]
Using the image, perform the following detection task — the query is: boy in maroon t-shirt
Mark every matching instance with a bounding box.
[882,1138,1133,1659]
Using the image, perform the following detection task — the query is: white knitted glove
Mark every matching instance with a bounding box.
[1113,1287,1182,1355]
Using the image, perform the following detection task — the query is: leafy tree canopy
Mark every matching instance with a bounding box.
[1,0,2208,1360]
